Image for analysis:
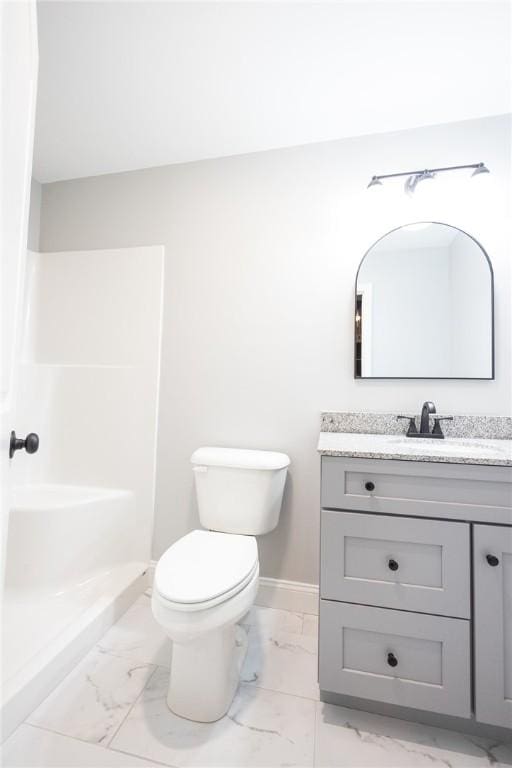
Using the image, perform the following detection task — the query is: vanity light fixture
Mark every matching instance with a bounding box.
[471,162,491,178]
[367,162,490,194]
[404,170,435,197]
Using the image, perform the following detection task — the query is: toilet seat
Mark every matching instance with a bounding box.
[154,529,258,611]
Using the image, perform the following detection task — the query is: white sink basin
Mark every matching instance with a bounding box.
[386,437,509,458]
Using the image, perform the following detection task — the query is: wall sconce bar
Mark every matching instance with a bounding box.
[367,162,490,191]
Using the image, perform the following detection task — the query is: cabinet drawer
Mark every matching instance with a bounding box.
[319,600,471,717]
[321,456,512,524]
[321,511,470,617]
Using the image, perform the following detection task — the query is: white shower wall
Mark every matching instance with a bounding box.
[13,246,163,560]
[2,245,163,738]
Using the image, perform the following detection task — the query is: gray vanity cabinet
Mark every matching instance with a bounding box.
[474,525,512,729]
[319,456,512,729]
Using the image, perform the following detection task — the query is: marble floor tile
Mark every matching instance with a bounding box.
[98,594,171,668]
[302,614,319,636]
[241,605,304,634]
[314,702,512,768]
[27,647,155,745]
[1,724,159,767]
[241,625,319,700]
[111,666,315,767]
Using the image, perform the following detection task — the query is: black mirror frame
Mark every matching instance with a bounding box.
[354,221,495,380]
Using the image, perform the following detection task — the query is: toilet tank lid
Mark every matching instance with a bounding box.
[191,446,290,470]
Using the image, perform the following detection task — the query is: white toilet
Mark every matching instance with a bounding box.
[151,446,290,722]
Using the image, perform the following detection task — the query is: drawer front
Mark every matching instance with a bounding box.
[321,456,512,525]
[319,600,471,717]
[321,511,470,617]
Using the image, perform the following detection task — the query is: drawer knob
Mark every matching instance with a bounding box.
[364,481,375,492]
[388,558,399,571]
[486,554,500,567]
[387,652,398,668]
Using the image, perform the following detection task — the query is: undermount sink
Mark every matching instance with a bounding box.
[386,436,509,458]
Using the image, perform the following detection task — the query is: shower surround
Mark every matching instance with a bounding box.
[1,246,163,739]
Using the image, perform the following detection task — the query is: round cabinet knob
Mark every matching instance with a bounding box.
[486,554,500,567]
[365,481,375,492]
[388,558,399,572]
[387,652,398,668]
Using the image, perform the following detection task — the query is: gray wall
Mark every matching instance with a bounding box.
[39,114,511,584]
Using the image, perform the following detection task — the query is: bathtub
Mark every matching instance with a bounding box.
[1,483,149,739]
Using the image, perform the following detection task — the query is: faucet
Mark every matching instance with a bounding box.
[419,401,436,434]
[397,401,453,439]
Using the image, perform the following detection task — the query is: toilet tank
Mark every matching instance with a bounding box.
[190,447,290,535]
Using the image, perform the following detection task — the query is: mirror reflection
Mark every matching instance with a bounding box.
[355,222,494,379]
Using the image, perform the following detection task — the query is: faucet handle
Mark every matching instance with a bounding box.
[432,416,453,437]
[397,415,418,435]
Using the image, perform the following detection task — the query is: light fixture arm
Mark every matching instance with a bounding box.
[368,162,489,189]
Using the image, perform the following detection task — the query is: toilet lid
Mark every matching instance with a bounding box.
[154,529,258,605]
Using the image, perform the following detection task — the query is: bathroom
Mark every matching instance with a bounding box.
[1,0,511,765]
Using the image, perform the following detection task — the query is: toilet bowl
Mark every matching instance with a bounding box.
[152,446,290,722]
[152,530,259,722]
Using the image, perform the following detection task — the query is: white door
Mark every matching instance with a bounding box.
[0,1,38,586]
[474,524,512,729]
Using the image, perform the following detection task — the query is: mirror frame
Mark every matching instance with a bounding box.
[354,221,495,380]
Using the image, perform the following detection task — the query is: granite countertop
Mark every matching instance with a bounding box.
[317,431,512,467]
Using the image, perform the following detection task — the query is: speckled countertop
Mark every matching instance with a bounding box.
[317,432,512,466]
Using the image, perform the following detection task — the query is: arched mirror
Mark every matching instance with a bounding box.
[355,222,494,379]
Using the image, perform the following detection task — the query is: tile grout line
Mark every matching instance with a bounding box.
[95,644,171,671]
[13,722,178,768]
[239,680,320,705]
[15,720,126,753]
[108,742,180,768]
[105,663,161,750]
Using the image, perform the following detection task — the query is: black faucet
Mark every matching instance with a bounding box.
[419,401,436,434]
[397,401,453,439]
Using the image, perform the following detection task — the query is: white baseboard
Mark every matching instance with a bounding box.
[256,577,319,615]
[148,560,319,615]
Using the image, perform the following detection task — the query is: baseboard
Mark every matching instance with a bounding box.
[256,577,319,615]
[147,561,319,615]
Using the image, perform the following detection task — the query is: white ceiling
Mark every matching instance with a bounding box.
[34,1,511,183]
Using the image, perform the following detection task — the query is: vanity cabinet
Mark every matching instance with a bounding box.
[474,525,512,729]
[319,456,512,729]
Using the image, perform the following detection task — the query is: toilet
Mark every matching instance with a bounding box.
[151,446,290,722]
